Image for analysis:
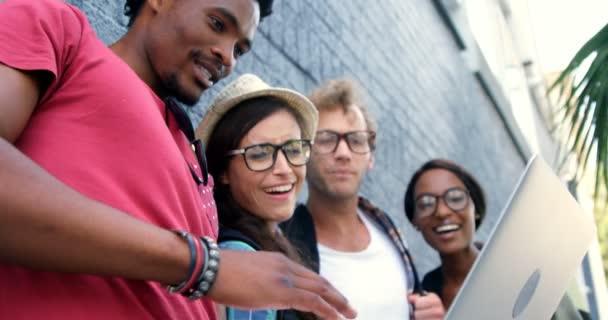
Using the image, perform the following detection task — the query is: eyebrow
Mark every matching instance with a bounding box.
[215,7,252,50]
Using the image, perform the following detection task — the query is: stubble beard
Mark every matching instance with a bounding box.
[163,72,200,106]
[309,173,363,201]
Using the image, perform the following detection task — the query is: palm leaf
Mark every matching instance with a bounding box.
[549,23,608,200]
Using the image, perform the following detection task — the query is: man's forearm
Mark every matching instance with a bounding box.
[0,138,190,285]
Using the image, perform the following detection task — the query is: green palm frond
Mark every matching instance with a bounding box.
[549,23,608,200]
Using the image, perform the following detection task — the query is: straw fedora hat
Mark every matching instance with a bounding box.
[196,74,318,146]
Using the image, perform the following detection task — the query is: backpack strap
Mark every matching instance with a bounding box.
[218,228,262,251]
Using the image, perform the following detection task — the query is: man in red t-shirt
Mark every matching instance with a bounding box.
[0,0,355,319]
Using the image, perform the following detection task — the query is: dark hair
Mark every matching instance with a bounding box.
[404,159,486,229]
[206,97,291,251]
[124,0,275,27]
[206,97,315,320]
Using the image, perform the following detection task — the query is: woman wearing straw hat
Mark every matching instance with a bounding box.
[197,74,320,320]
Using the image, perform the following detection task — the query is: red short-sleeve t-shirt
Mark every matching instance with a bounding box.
[0,0,218,319]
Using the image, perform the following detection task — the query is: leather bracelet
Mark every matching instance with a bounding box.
[166,230,198,293]
[182,237,209,299]
[177,233,204,294]
[184,236,220,300]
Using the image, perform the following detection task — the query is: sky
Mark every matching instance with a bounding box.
[527,0,608,73]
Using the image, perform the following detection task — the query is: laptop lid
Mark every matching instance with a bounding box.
[445,155,596,319]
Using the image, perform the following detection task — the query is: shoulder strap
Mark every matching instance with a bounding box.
[218,228,261,251]
[357,196,424,293]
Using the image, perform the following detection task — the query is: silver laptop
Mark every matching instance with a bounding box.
[445,155,596,319]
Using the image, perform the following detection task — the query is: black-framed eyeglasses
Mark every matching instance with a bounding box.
[313,130,375,154]
[165,98,208,186]
[414,187,470,219]
[226,139,312,172]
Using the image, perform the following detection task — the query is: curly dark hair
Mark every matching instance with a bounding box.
[124,0,274,27]
[404,159,486,229]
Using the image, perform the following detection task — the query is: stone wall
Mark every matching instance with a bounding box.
[67,0,528,273]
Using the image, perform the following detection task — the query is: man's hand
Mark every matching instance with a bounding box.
[408,293,445,320]
[209,250,357,320]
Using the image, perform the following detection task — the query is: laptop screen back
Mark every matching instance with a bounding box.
[445,155,596,319]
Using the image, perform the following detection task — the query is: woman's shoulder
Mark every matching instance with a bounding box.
[218,239,257,251]
[422,266,444,295]
[226,307,277,320]
[218,228,261,251]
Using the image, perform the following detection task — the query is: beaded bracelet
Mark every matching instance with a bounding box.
[183,236,221,300]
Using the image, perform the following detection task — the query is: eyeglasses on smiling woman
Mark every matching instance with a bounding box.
[226,139,312,172]
[414,187,470,219]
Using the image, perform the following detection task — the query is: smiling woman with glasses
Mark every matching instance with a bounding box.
[401,160,584,320]
[403,159,485,310]
[196,74,319,320]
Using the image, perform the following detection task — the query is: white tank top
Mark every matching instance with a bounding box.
[318,211,409,320]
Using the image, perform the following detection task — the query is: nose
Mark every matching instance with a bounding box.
[333,138,352,160]
[434,198,453,218]
[272,150,292,175]
[210,42,236,77]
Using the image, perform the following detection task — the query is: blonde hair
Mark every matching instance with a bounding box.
[308,78,377,133]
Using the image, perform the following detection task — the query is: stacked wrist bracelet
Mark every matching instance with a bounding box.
[166,230,220,300]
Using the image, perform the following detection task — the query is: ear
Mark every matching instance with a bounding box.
[367,154,375,170]
[147,0,168,13]
[220,172,230,185]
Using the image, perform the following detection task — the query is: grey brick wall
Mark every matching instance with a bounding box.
[66,0,528,274]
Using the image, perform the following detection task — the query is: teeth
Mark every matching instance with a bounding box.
[199,66,214,85]
[434,224,459,233]
[265,184,293,193]
[201,67,212,80]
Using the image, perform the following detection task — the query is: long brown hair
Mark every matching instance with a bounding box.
[206,97,316,319]
[206,97,308,264]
